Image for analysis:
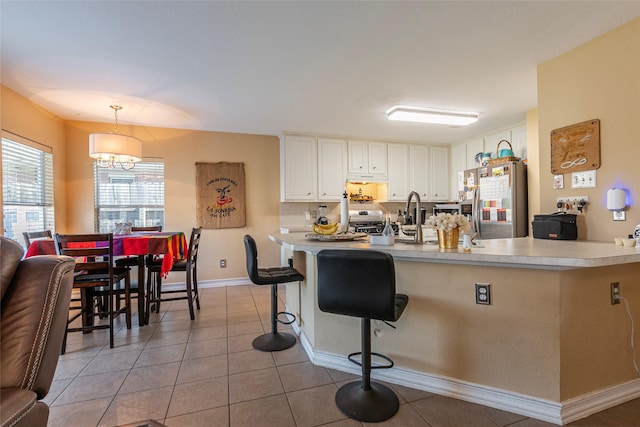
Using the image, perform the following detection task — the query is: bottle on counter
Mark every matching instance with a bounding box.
[382,214,394,237]
[396,210,404,225]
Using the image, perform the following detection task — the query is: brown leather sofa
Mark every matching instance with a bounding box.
[1,236,75,427]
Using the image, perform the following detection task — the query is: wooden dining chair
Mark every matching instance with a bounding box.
[145,227,202,322]
[22,230,52,248]
[113,226,163,320]
[53,233,132,353]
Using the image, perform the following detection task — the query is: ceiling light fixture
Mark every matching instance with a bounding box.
[386,106,479,126]
[89,105,142,170]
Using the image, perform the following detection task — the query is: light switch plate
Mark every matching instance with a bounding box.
[571,170,597,188]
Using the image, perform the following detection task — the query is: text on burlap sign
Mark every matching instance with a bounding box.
[196,162,246,229]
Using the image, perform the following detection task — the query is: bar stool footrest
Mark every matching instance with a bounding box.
[276,311,296,325]
[347,351,395,369]
[335,380,399,422]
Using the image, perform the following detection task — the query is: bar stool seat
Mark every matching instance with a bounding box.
[244,235,304,351]
[317,249,408,422]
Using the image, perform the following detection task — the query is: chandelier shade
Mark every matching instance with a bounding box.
[89,133,142,163]
[89,105,142,170]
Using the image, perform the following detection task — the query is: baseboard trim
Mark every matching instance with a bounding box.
[290,322,640,425]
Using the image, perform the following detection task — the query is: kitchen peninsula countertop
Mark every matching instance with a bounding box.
[269,232,640,270]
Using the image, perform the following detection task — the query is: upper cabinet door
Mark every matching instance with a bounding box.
[409,145,428,200]
[429,146,449,201]
[387,144,409,201]
[318,138,347,200]
[368,142,387,175]
[348,140,368,173]
[465,138,485,169]
[282,136,317,201]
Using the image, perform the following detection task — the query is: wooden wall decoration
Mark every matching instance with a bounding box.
[196,162,246,229]
[550,119,600,174]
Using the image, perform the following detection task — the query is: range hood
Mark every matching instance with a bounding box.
[346,174,388,184]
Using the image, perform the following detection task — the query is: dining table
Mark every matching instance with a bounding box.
[25,231,188,326]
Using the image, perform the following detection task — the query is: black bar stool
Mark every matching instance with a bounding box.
[243,235,304,352]
[317,249,409,423]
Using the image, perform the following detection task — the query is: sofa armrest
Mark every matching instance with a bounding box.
[1,255,75,398]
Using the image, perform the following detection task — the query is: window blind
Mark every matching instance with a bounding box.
[94,161,165,233]
[2,137,55,243]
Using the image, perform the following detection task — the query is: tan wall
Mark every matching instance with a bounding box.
[63,120,281,283]
[537,17,640,242]
[0,85,68,237]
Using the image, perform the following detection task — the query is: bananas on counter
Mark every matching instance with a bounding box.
[312,222,339,235]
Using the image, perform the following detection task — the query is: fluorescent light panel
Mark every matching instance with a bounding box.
[387,106,478,126]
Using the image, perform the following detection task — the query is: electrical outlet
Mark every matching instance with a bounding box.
[220,259,227,268]
[611,282,621,305]
[475,283,491,305]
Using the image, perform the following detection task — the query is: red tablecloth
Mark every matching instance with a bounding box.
[25,232,187,277]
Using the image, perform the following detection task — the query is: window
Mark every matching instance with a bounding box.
[94,161,165,232]
[2,135,55,244]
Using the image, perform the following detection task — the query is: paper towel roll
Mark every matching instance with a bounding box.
[340,193,349,230]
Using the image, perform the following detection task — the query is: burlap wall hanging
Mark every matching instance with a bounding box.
[196,162,246,229]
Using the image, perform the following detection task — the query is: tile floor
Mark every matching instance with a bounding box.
[46,284,640,427]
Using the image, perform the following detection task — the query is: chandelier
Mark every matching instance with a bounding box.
[89,105,142,170]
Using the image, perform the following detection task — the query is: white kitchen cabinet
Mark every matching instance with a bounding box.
[429,146,449,201]
[348,140,387,175]
[510,123,527,159]
[449,143,466,199]
[281,136,317,201]
[465,138,485,169]
[409,145,428,200]
[317,138,347,200]
[387,143,409,201]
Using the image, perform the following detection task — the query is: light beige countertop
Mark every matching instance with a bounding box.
[269,233,640,270]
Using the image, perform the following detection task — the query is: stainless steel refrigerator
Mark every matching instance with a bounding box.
[461,161,528,239]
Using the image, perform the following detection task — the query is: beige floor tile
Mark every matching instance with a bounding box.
[388,382,434,403]
[229,394,296,427]
[278,361,333,392]
[510,418,567,427]
[119,361,180,394]
[52,370,128,406]
[53,355,95,380]
[228,348,275,374]
[177,353,228,384]
[183,337,228,360]
[188,324,227,342]
[155,319,194,332]
[411,395,501,427]
[227,309,261,324]
[164,406,230,427]
[79,348,142,376]
[47,397,113,427]
[146,329,191,348]
[603,398,640,425]
[98,386,173,427]
[326,367,360,383]
[191,312,228,328]
[362,403,431,426]
[227,300,257,314]
[287,383,345,427]
[134,343,186,368]
[227,333,256,353]
[229,367,284,404]
[227,319,264,337]
[320,419,363,427]
[272,342,309,366]
[167,376,229,418]
[42,378,72,405]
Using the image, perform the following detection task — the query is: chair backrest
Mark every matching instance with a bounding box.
[243,235,259,282]
[317,249,397,321]
[53,233,115,279]
[131,226,163,232]
[23,230,52,247]
[186,227,202,269]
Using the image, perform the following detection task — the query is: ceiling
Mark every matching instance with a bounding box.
[2,1,639,145]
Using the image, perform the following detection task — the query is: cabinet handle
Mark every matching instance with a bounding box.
[307,192,312,196]
[372,166,376,170]
[323,193,326,196]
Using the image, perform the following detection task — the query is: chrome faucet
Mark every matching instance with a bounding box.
[401,191,423,243]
